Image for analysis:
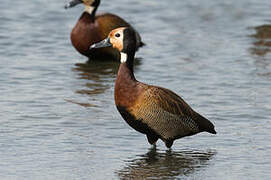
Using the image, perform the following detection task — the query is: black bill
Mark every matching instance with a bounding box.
[64,0,82,9]
[89,38,112,49]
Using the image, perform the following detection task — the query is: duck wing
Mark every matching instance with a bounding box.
[129,85,216,140]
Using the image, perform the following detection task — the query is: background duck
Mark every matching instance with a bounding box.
[91,27,217,148]
[65,0,144,60]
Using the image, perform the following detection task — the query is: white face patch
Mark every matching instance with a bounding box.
[117,31,124,42]
[120,52,127,63]
[110,29,125,52]
[84,5,94,14]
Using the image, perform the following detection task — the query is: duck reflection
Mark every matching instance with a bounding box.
[250,24,271,56]
[70,58,142,107]
[73,60,119,95]
[249,25,271,78]
[117,147,215,180]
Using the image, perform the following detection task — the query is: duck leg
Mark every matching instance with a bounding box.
[165,140,174,148]
[146,134,158,145]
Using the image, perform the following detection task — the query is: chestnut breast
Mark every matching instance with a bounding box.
[114,79,147,110]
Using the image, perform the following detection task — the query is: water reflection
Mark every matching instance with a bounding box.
[73,60,119,95]
[249,25,271,78]
[117,147,215,180]
[250,24,271,56]
[70,59,142,107]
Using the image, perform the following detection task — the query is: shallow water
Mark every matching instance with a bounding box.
[1,0,271,179]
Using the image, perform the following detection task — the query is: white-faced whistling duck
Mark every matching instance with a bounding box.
[65,0,144,60]
[90,27,216,148]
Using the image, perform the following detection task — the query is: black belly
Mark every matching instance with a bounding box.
[116,106,158,137]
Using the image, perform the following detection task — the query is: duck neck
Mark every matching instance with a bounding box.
[116,52,136,84]
[115,55,138,107]
[121,52,135,72]
[84,5,98,20]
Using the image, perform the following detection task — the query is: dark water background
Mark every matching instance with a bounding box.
[1,0,271,179]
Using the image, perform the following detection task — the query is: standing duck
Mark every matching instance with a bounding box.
[65,0,144,60]
[90,27,216,148]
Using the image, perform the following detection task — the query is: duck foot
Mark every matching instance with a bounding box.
[147,134,158,145]
[165,140,173,148]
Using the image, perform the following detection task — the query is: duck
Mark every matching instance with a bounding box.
[90,27,217,148]
[65,0,144,60]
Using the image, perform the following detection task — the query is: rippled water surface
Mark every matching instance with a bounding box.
[1,0,271,179]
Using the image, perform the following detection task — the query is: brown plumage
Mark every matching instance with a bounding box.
[65,0,144,60]
[90,27,216,148]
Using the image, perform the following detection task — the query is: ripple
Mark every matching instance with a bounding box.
[117,147,216,180]
[1,0,271,179]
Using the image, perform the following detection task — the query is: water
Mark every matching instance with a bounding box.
[1,0,271,179]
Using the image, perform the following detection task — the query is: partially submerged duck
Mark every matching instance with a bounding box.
[65,0,144,60]
[90,27,216,148]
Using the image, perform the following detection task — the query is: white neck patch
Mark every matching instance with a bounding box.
[84,6,94,14]
[120,52,127,63]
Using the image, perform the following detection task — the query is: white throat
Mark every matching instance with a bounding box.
[120,52,127,63]
[84,6,94,14]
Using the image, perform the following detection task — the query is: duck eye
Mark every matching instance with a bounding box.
[115,33,120,38]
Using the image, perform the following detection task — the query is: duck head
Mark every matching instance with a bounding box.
[90,27,137,63]
[65,0,100,15]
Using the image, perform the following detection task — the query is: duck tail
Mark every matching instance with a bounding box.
[139,42,146,47]
[195,113,217,134]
